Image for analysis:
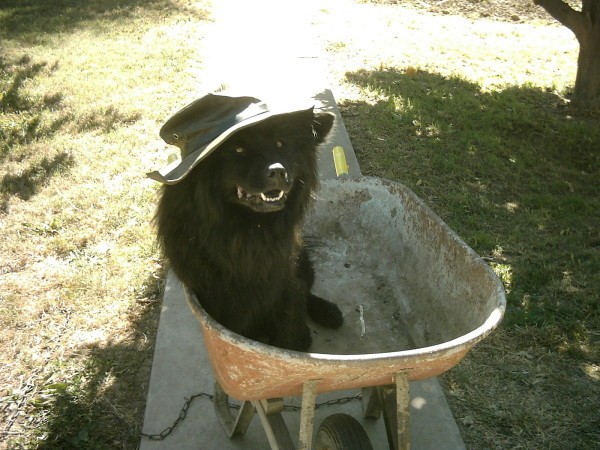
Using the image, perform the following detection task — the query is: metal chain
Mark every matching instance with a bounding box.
[283,392,363,412]
[140,392,214,441]
[140,391,362,441]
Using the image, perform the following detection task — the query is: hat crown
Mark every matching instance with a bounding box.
[148,92,317,185]
[159,93,264,158]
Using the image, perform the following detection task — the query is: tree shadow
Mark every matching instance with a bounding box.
[342,66,600,447]
[0,0,204,44]
[36,268,165,449]
[342,66,599,348]
[0,56,56,112]
[0,54,142,211]
[0,55,76,212]
[0,152,75,213]
[0,56,65,160]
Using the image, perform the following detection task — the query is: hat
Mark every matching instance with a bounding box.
[147,93,313,184]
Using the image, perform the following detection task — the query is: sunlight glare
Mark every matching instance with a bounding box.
[203,0,323,98]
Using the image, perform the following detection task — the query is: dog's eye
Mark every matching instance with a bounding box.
[276,141,283,149]
[234,147,245,154]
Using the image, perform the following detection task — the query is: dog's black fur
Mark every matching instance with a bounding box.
[155,108,343,351]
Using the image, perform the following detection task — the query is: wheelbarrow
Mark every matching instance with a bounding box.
[185,176,506,450]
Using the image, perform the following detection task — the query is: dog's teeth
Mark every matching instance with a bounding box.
[239,188,285,203]
[260,191,284,202]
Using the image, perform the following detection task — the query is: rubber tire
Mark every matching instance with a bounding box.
[314,413,374,450]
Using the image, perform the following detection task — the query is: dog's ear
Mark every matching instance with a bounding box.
[312,112,335,144]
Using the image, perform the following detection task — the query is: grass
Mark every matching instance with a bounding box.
[0,1,211,448]
[327,7,599,447]
[0,0,598,448]
[339,68,599,447]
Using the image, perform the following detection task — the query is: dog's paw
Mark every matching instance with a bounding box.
[294,324,313,352]
[272,323,312,352]
[307,294,343,329]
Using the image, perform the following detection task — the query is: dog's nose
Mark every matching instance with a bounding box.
[266,163,289,182]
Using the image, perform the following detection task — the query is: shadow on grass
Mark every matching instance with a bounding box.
[342,67,599,349]
[0,56,64,159]
[1,55,141,211]
[1,48,161,442]
[0,56,73,212]
[0,152,75,213]
[0,0,201,44]
[0,56,60,112]
[36,270,165,449]
[342,67,600,448]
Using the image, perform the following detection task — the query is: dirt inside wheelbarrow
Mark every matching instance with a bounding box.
[307,229,418,354]
[303,176,504,356]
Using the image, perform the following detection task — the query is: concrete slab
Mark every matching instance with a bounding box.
[140,90,466,449]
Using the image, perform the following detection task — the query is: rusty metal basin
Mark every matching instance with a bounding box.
[185,176,505,401]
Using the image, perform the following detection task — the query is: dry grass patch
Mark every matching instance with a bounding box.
[1,1,212,447]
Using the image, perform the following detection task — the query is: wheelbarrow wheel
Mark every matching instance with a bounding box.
[315,413,373,450]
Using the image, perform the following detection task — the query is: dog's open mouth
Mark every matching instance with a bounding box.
[236,186,288,211]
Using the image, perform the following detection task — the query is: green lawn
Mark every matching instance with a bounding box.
[340,67,599,447]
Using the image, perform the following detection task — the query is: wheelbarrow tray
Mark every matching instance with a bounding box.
[186,176,505,401]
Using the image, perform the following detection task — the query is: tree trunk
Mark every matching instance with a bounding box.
[574,16,600,108]
[534,0,600,110]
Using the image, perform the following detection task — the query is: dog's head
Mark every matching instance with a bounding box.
[206,109,334,213]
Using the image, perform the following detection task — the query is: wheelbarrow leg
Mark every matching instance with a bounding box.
[252,379,320,450]
[214,382,254,438]
[298,379,319,450]
[395,372,410,450]
[363,373,410,450]
[362,386,382,419]
[251,398,295,450]
[380,372,410,450]
[214,382,294,449]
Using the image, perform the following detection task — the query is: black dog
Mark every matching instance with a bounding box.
[155,106,343,351]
